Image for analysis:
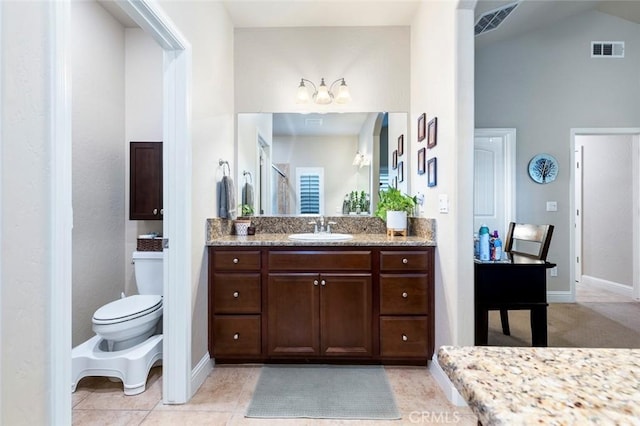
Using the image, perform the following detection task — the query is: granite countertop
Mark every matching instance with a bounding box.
[207,233,435,247]
[438,346,640,425]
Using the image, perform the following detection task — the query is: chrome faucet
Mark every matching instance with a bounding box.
[308,216,329,233]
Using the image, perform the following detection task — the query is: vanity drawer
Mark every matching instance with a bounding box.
[213,273,261,314]
[268,250,371,271]
[380,316,429,358]
[380,274,428,315]
[212,315,261,356]
[380,251,429,271]
[213,250,261,271]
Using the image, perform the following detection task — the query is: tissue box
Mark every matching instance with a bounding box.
[137,236,163,251]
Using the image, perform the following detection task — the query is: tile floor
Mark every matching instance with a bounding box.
[72,364,477,425]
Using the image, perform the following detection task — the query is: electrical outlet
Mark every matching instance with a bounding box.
[438,194,449,213]
[546,201,558,212]
[550,266,558,277]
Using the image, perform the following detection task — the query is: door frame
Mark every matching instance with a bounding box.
[51,1,192,422]
[474,128,517,236]
[571,128,640,301]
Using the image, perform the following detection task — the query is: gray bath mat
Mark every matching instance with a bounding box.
[246,365,401,419]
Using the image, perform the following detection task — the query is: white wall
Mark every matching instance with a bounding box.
[234,26,410,113]
[411,1,476,349]
[159,0,235,367]
[273,135,357,215]
[1,1,53,422]
[124,28,163,295]
[476,10,640,293]
[579,134,633,287]
[71,0,126,347]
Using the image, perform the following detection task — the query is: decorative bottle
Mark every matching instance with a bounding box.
[491,230,502,261]
[479,224,490,261]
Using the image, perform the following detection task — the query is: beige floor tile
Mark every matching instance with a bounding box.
[142,410,232,425]
[73,409,149,426]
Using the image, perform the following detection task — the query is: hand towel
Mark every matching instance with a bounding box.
[242,182,254,210]
[218,175,237,219]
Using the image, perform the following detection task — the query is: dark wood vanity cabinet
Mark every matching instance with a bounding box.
[208,245,434,364]
[130,141,163,220]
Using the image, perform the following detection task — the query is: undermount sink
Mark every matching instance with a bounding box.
[288,233,354,241]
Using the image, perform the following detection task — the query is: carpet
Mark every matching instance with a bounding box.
[245,365,401,419]
[488,301,640,348]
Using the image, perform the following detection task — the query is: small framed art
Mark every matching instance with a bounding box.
[392,150,398,169]
[427,157,437,187]
[398,161,404,183]
[427,117,438,149]
[418,147,426,175]
[418,113,426,142]
[398,134,404,156]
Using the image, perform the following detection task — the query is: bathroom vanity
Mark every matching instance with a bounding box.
[207,223,435,365]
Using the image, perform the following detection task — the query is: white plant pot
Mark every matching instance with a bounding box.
[386,211,407,231]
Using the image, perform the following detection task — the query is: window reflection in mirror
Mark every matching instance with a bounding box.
[236,112,408,216]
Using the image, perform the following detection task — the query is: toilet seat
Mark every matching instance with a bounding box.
[93,295,162,325]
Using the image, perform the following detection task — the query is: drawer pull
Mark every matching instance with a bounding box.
[402,258,408,264]
[233,333,240,340]
[314,279,319,286]
[402,334,408,342]
[233,291,239,298]
[233,258,239,264]
[321,279,326,286]
[402,292,408,298]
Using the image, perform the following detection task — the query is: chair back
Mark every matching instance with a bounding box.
[504,222,554,261]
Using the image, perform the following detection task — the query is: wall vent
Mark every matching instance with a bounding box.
[591,41,624,58]
[305,118,323,127]
[475,2,519,36]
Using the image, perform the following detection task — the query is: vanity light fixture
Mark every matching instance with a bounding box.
[352,151,370,168]
[296,78,351,105]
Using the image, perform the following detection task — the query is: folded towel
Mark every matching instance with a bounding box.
[218,175,237,219]
[242,182,254,210]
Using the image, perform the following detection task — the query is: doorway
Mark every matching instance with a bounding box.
[572,129,640,302]
[473,129,516,238]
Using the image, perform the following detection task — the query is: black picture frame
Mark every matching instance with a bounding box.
[427,157,437,187]
[418,113,426,142]
[398,134,404,156]
[392,150,398,169]
[418,147,426,175]
[398,161,404,183]
[427,117,438,149]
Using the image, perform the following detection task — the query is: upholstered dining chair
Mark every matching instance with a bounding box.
[498,222,554,335]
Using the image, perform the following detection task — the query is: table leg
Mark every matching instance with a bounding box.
[475,306,489,345]
[530,306,548,347]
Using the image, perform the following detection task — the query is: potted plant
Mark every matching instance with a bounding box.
[374,186,416,233]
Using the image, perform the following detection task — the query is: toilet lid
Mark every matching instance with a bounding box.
[93,295,162,323]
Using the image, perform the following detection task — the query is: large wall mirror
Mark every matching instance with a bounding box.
[236,112,408,216]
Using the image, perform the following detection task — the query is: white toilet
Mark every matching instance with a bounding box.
[72,251,164,396]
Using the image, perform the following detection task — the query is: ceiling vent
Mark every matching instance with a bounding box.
[475,2,519,36]
[591,41,624,58]
[305,118,323,127]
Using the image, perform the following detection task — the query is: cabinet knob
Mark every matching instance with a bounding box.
[321,279,326,286]
[233,258,239,264]
[314,280,319,286]
[233,291,239,298]
[402,334,408,342]
[233,333,239,340]
[402,292,408,298]
[153,208,158,215]
[402,258,408,264]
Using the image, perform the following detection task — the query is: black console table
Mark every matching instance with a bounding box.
[474,256,556,347]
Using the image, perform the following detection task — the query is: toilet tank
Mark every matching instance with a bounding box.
[132,251,163,295]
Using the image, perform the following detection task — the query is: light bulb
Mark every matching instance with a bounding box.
[335,79,351,104]
[314,78,332,104]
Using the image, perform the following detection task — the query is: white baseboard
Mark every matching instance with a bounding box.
[190,353,213,399]
[547,290,574,303]
[429,354,467,407]
[580,275,634,298]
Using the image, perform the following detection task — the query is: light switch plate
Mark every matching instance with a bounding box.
[546,201,558,212]
[438,194,449,213]
[550,266,558,277]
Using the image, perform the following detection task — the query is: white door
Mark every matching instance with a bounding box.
[474,129,516,239]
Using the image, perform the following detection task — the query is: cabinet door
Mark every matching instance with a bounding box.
[320,273,372,357]
[130,142,162,220]
[267,273,320,356]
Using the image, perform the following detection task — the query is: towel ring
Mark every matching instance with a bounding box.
[218,159,230,176]
[243,170,252,183]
